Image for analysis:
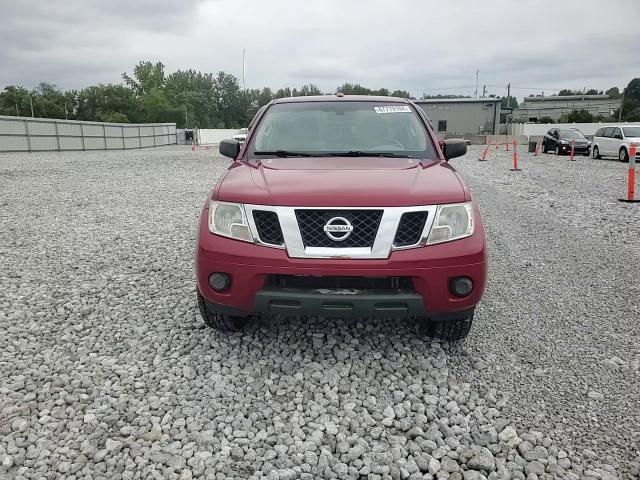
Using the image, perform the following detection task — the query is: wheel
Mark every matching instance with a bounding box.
[555,145,561,156]
[541,141,547,154]
[619,148,629,162]
[427,315,473,341]
[197,291,250,332]
[592,146,601,159]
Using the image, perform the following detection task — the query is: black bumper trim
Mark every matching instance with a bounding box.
[254,287,425,318]
[198,289,475,321]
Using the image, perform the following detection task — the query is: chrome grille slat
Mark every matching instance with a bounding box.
[243,204,439,259]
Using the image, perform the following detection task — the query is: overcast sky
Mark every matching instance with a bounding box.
[1,0,639,99]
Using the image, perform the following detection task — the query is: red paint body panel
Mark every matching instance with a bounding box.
[216,158,469,206]
[196,206,487,315]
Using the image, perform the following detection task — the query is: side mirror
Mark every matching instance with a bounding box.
[443,139,467,160]
[219,139,240,159]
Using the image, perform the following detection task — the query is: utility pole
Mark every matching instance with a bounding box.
[619,88,625,122]
[474,70,479,98]
[482,85,487,98]
[15,103,19,116]
[507,83,511,107]
[29,96,34,117]
[242,48,246,91]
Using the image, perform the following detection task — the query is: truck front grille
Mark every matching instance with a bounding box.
[253,210,284,246]
[394,211,428,247]
[295,209,383,248]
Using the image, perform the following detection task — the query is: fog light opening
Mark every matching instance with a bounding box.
[209,273,231,292]
[450,277,473,297]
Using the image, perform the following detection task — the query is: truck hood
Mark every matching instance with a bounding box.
[216,157,468,207]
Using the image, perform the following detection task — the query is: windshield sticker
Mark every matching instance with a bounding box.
[373,105,412,114]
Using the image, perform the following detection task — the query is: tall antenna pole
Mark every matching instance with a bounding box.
[474,70,479,98]
[242,48,246,91]
[619,88,625,122]
[30,96,34,117]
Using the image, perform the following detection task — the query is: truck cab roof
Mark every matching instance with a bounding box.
[272,95,412,104]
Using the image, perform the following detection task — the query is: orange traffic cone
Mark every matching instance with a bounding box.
[619,144,639,203]
[510,140,521,171]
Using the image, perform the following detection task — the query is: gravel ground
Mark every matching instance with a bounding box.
[0,145,638,480]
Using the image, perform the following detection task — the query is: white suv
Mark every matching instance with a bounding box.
[592,125,640,162]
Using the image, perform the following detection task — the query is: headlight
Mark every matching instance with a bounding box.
[427,202,474,245]
[559,140,569,144]
[208,201,253,242]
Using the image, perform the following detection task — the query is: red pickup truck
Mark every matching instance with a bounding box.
[196,95,486,340]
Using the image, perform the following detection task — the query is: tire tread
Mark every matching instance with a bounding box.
[197,292,249,332]
[428,315,473,341]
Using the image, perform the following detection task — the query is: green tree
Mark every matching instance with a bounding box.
[141,88,181,124]
[500,96,518,108]
[0,85,32,116]
[563,109,594,123]
[298,84,323,96]
[537,116,555,124]
[620,78,640,121]
[100,112,130,123]
[391,90,411,98]
[76,84,141,122]
[122,61,166,96]
[605,87,621,99]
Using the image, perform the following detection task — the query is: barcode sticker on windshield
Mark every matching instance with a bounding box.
[374,105,412,114]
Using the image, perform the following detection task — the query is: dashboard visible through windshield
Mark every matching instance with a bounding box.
[248,101,436,159]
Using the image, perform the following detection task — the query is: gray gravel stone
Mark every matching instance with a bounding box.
[0,146,635,479]
[467,448,496,472]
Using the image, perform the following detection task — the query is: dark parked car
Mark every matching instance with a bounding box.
[541,128,591,156]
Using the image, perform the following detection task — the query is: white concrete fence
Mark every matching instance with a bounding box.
[0,115,177,152]
[196,129,239,146]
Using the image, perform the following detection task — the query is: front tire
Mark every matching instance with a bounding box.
[592,146,601,159]
[197,291,251,332]
[619,148,629,162]
[427,315,473,341]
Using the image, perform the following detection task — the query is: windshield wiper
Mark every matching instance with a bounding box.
[343,151,414,158]
[254,150,326,157]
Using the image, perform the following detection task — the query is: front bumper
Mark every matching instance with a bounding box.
[559,144,590,154]
[196,208,487,319]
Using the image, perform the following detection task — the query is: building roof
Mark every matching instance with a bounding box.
[273,95,411,104]
[524,95,611,102]
[415,98,501,104]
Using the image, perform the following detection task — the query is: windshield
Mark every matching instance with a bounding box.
[623,127,640,137]
[249,101,435,159]
[559,129,585,139]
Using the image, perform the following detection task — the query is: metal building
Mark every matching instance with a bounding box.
[512,95,621,122]
[414,98,501,138]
